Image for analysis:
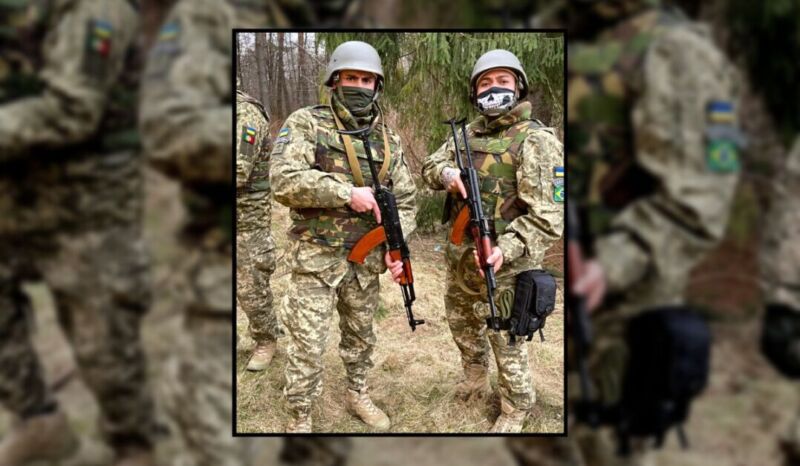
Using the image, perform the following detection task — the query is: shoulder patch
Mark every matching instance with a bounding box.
[553,166,564,202]
[705,100,742,173]
[275,127,290,144]
[158,21,180,42]
[145,20,181,79]
[83,19,113,79]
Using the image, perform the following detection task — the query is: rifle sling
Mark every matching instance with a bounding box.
[331,108,392,187]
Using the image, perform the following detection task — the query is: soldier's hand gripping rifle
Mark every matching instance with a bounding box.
[567,201,600,427]
[444,118,502,332]
[338,125,424,332]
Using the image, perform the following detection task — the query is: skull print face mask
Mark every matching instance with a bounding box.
[475,86,517,117]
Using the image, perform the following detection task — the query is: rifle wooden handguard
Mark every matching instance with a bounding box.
[347,226,386,264]
[449,205,470,245]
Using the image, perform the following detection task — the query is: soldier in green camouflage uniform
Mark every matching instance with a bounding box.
[506,0,743,464]
[0,1,157,465]
[270,40,417,433]
[422,49,564,433]
[141,0,355,463]
[236,86,280,372]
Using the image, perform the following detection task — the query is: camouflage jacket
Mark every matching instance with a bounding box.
[761,136,800,309]
[422,101,564,279]
[568,8,742,295]
[0,0,139,161]
[270,103,417,288]
[236,90,273,248]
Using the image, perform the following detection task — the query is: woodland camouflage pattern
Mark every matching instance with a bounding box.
[236,90,278,346]
[422,101,564,417]
[270,99,417,422]
[0,0,156,454]
[507,6,741,465]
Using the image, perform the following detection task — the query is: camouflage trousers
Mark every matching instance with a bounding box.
[161,187,251,466]
[282,266,379,416]
[444,260,534,411]
[236,229,278,345]
[280,438,353,466]
[0,150,156,449]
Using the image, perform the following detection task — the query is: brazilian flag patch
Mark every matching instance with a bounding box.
[553,166,564,202]
[706,139,740,173]
[83,19,112,79]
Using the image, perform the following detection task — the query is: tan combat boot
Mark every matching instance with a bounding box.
[0,409,79,465]
[346,387,390,430]
[489,397,527,433]
[285,409,313,433]
[246,341,276,371]
[454,363,491,402]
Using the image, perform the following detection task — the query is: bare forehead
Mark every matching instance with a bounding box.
[478,68,516,81]
[339,69,376,79]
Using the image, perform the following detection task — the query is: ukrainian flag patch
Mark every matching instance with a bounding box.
[275,127,290,144]
[707,100,735,124]
[158,22,180,42]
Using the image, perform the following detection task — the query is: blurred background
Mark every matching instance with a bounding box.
[3,0,800,464]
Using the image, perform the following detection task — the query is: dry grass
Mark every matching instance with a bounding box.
[235,202,565,433]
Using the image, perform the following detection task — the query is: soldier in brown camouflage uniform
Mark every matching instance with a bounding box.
[236,85,279,372]
[0,1,157,465]
[422,49,564,433]
[506,0,743,464]
[270,40,417,433]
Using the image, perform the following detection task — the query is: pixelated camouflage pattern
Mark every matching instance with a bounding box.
[139,0,258,463]
[423,100,563,419]
[236,231,278,344]
[423,101,564,273]
[272,93,416,424]
[273,104,403,250]
[235,90,277,345]
[281,261,381,417]
[0,0,141,160]
[567,9,741,297]
[0,0,155,451]
[509,7,741,466]
[443,255,535,412]
[761,136,800,310]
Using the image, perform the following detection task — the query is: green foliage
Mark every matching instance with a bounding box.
[320,32,564,153]
[415,189,447,234]
[728,0,800,141]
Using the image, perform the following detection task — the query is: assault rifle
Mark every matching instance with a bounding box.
[443,118,502,332]
[338,125,424,332]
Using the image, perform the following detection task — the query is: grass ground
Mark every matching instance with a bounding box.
[235,202,566,434]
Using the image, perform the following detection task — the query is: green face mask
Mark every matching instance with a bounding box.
[337,86,375,116]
